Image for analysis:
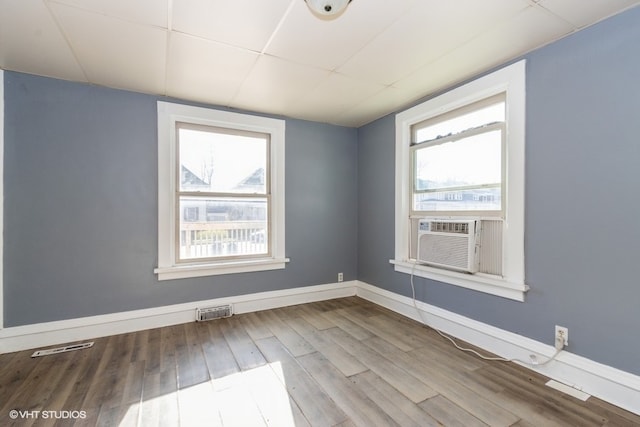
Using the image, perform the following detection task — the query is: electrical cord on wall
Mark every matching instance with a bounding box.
[409,261,562,367]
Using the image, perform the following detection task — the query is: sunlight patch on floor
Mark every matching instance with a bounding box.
[120,362,297,426]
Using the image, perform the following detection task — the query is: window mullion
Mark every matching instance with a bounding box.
[178,191,267,198]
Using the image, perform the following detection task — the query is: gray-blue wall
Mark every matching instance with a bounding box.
[4,5,639,377]
[358,7,640,375]
[3,73,357,326]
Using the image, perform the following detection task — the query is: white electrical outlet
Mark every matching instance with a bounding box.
[338,272,344,282]
[555,325,568,347]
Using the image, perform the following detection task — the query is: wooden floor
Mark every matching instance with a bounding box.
[1,297,639,426]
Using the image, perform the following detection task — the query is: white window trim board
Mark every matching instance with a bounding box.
[0,70,4,330]
[390,260,527,302]
[155,101,288,280]
[393,60,527,301]
[154,257,289,281]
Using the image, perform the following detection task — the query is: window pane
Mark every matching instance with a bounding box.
[415,130,501,192]
[413,188,501,212]
[179,126,267,194]
[415,102,504,143]
[179,197,268,260]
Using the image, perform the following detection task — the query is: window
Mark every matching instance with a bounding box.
[393,61,528,301]
[155,102,287,280]
[411,94,505,216]
[176,123,269,261]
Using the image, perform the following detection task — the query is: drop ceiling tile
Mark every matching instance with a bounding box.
[0,0,86,81]
[277,98,348,125]
[231,54,331,116]
[395,5,574,96]
[172,0,292,52]
[48,0,168,28]
[538,0,640,28]
[471,4,575,61]
[265,0,415,71]
[166,33,259,106]
[2,0,637,127]
[49,3,167,94]
[232,55,329,117]
[337,0,531,86]
[338,86,419,127]
[291,72,386,124]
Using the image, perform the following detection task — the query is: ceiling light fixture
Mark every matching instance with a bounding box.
[305,0,352,19]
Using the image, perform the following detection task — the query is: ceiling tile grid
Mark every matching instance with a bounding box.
[537,0,640,29]
[231,53,332,116]
[49,0,169,28]
[171,0,293,52]
[0,0,639,127]
[165,32,259,106]
[288,71,388,124]
[336,0,533,87]
[48,1,168,94]
[264,0,416,71]
[0,0,86,81]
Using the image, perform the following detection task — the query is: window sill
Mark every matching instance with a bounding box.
[155,257,290,281]
[390,259,528,302]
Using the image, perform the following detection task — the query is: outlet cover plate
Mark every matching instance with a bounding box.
[555,325,568,345]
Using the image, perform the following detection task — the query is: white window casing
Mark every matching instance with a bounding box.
[392,60,528,301]
[155,102,288,280]
[0,70,4,329]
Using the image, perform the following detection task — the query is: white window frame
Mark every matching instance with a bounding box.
[0,70,4,328]
[392,60,528,301]
[155,102,288,281]
[410,93,506,218]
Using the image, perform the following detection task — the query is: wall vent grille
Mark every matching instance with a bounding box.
[196,305,233,321]
[31,342,94,358]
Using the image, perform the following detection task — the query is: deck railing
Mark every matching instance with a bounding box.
[179,221,267,259]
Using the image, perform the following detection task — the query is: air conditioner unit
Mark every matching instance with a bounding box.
[416,219,479,273]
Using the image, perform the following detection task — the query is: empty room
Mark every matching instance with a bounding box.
[1,0,640,425]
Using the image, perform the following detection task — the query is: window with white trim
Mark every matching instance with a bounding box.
[393,61,528,301]
[155,102,287,281]
[411,94,505,217]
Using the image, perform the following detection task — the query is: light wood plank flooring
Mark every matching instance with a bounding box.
[1,297,639,426]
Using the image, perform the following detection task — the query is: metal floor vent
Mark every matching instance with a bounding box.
[196,305,233,321]
[31,342,94,358]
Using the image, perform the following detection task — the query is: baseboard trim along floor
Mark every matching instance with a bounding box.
[1,279,638,416]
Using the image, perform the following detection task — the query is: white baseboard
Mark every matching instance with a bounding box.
[355,280,640,416]
[0,281,357,354]
[2,279,638,417]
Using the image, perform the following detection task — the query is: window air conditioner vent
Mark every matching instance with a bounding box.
[417,219,479,273]
[430,221,470,234]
